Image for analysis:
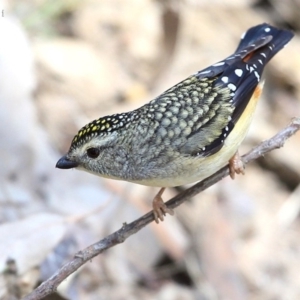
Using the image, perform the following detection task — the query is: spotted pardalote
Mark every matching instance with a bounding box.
[56,23,294,223]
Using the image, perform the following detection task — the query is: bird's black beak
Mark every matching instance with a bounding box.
[56,155,79,169]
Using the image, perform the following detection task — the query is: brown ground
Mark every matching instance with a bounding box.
[1,0,300,299]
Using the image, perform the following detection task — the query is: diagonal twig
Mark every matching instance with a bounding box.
[23,117,300,300]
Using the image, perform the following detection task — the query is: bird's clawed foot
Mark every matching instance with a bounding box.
[229,151,245,179]
[152,188,174,223]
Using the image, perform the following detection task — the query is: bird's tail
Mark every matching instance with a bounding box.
[235,23,294,64]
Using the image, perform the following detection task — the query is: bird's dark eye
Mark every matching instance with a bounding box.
[86,147,100,159]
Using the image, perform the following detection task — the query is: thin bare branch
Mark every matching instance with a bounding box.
[23,117,300,300]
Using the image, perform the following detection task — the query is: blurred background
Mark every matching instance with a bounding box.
[1,0,300,299]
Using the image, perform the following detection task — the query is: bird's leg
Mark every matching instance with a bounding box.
[152,187,174,223]
[229,151,245,179]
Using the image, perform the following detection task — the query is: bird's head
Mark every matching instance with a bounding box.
[56,113,134,176]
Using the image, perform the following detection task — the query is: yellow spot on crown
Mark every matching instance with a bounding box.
[92,125,98,131]
[101,119,106,124]
[101,125,106,130]
[106,123,110,128]
[79,131,82,137]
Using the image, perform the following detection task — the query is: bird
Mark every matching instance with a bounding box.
[56,23,294,223]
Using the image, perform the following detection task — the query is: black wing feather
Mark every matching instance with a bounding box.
[190,23,293,157]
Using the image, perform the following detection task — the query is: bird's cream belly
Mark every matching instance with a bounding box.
[133,137,239,187]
